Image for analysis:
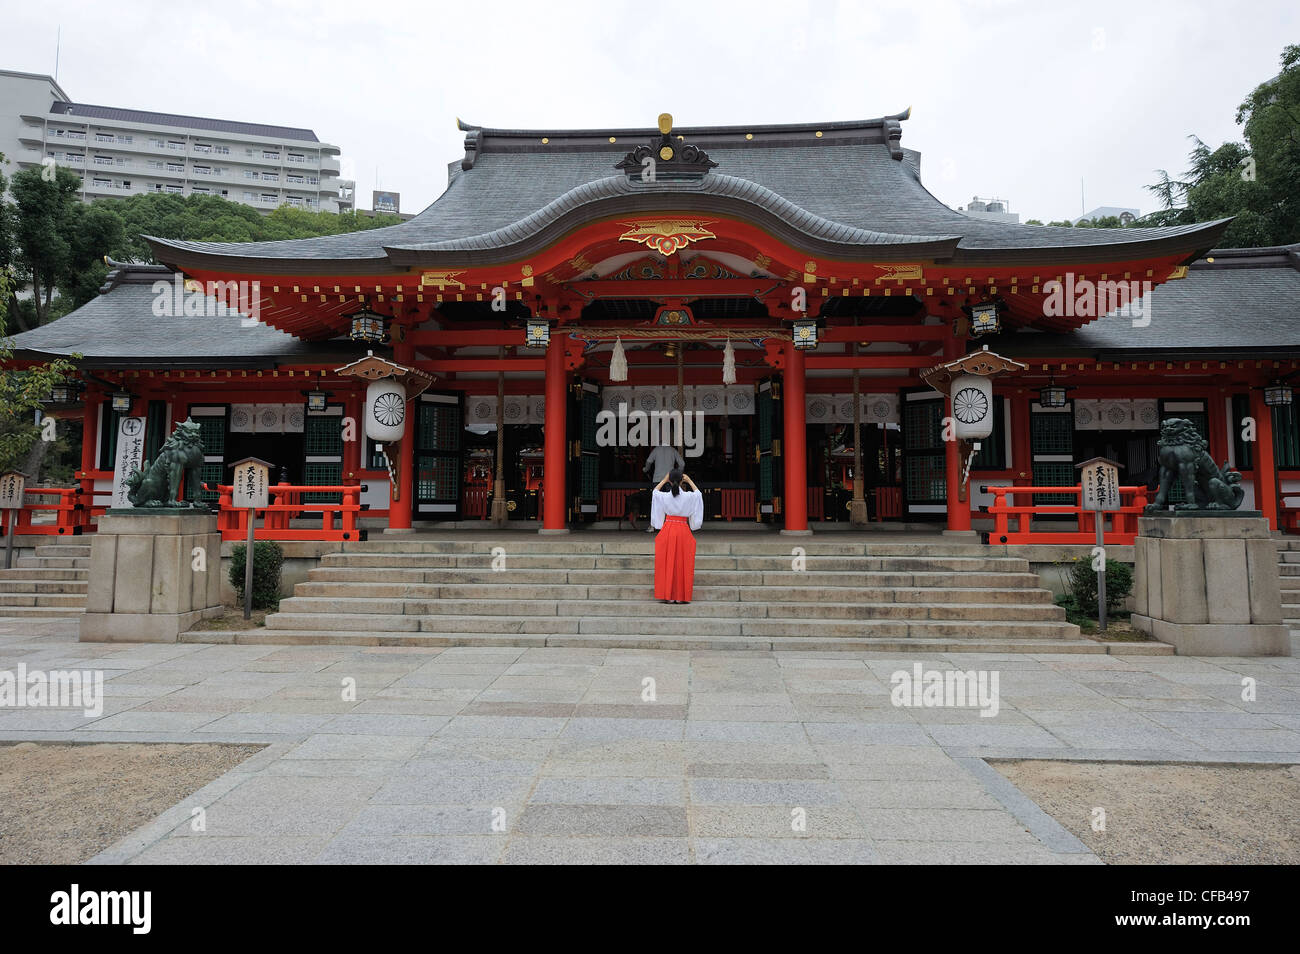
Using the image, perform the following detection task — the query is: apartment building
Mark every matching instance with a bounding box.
[1,69,354,213]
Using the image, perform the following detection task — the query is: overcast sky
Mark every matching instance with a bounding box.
[3,0,1295,221]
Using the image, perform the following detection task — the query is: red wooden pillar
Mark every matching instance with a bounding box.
[80,390,101,475]
[343,388,362,479]
[542,335,568,532]
[781,340,810,534]
[943,335,972,533]
[1207,388,1229,464]
[388,343,415,531]
[1249,387,1279,530]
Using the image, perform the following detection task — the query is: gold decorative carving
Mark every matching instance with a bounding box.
[876,264,924,281]
[617,219,717,256]
[420,270,466,289]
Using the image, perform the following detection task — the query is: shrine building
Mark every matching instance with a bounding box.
[8,110,1300,545]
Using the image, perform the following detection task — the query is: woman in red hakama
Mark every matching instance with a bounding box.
[651,469,703,603]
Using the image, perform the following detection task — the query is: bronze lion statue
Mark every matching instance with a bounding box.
[1145,418,1245,512]
[126,419,206,508]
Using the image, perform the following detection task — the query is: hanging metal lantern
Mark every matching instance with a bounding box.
[526,319,550,347]
[1038,375,1070,408]
[792,319,818,350]
[365,379,407,442]
[348,308,387,343]
[110,390,134,414]
[46,377,83,405]
[1264,380,1293,407]
[969,302,1001,337]
[306,390,329,412]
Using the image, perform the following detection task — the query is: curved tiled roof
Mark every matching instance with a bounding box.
[146,113,1231,272]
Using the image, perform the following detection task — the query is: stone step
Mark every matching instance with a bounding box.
[190,629,1131,653]
[0,580,87,594]
[304,566,1045,589]
[275,595,1067,622]
[320,552,1032,573]
[0,593,85,608]
[289,581,1055,605]
[0,568,90,581]
[15,557,90,570]
[32,545,92,557]
[264,610,1077,640]
[1280,552,1300,564]
[0,606,85,618]
[338,539,1004,557]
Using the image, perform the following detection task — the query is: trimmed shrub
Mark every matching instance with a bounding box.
[228,541,284,609]
[1067,556,1133,614]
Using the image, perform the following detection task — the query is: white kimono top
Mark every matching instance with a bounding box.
[651,488,704,531]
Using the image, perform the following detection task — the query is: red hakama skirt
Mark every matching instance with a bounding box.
[654,514,696,602]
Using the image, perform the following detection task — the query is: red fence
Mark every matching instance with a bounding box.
[0,487,100,538]
[981,484,1149,545]
[205,482,366,542]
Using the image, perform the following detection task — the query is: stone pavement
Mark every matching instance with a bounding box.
[2,619,1298,865]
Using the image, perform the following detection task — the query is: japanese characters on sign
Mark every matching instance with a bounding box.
[110,417,147,509]
[0,472,25,510]
[231,460,270,510]
[1079,458,1121,512]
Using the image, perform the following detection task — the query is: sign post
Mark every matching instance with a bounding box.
[230,457,272,620]
[0,471,27,570]
[1077,457,1123,633]
[110,416,147,509]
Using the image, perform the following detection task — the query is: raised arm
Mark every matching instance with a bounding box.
[650,486,666,530]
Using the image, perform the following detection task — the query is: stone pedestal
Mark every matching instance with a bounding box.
[80,511,224,643]
[1131,514,1290,656]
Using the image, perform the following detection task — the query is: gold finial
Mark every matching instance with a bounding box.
[658,113,673,135]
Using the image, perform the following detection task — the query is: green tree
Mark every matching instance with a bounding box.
[1143,44,1300,246]
[7,164,82,330]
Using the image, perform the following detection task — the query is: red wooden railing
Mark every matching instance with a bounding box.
[600,488,635,519]
[807,486,825,521]
[981,484,1149,545]
[875,486,902,521]
[205,482,365,542]
[463,488,490,519]
[0,487,99,537]
[720,488,754,521]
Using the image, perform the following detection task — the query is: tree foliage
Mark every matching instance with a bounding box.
[1141,44,1300,245]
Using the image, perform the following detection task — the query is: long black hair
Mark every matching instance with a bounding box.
[662,467,684,496]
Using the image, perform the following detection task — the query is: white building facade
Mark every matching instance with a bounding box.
[1,69,353,214]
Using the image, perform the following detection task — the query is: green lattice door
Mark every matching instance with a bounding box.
[901,392,945,517]
[570,379,600,522]
[415,392,462,519]
[1030,402,1075,505]
[303,406,344,504]
[756,377,782,520]
[185,406,227,505]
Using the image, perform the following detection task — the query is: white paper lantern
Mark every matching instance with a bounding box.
[365,379,407,442]
[950,374,994,440]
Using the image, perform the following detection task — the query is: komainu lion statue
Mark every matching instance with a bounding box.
[126,419,206,508]
[1145,417,1245,512]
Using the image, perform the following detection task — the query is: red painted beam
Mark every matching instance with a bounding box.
[805,355,938,369]
[819,325,947,342]
[417,359,546,373]
[408,330,526,347]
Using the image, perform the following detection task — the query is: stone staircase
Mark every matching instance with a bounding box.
[0,543,90,619]
[1277,539,1300,628]
[220,537,1104,652]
